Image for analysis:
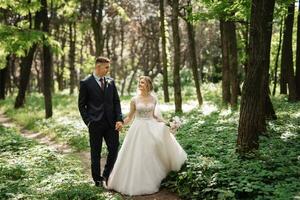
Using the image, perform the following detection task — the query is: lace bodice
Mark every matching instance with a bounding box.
[124,95,163,125]
[134,96,156,119]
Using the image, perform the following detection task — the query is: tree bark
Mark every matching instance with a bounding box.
[91,0,104,56]
[273,19,283,96]
[57,31,66,91]
[186,1,203,106]
[41,0,53,118]
[296,3,300,97]
[160,0,170,103]
[0,55,9,99]
[171,0,182,113]
[227,21,238,108]
[69,22,76,95]
[237,0,275,155]
[15,10,42,108]
[283,3,298,101]
[220,20,231,105]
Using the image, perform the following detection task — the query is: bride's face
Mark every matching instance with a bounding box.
[138,79,148,92]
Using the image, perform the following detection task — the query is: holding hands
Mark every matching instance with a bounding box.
[115,121,123,132]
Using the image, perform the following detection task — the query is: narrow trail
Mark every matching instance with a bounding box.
[0,112,181,200]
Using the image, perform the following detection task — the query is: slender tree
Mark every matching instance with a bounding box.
[69,22,76,94]
[0,55,9,99]
[227,21,238,108]
[41,0,53,118]
[15,10,42,108]
[273,19,283,96]
[91,0,105,56]
[185,0,203,106]
[160,0,170,103]
[220,20,231,105]
[296,2,300,97]
[171,0,182,113]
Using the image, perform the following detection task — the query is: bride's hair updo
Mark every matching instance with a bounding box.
[139,76,153,92]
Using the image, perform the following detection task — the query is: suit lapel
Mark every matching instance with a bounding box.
[90,75,103,98]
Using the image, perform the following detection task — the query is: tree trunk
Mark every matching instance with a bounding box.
[91,0,104,56]
[282,3,298,101]
[227,21,238,108]
[237,0,275,155]
[33,49,43,93]
[171,0,182,113]
[120,24,127,97]
[186,14,203,106]
[273,19,283,96]
[15,10,42,108]
[15,45,37,108]
[0,55,9,99]
[57,33,66,91]
[69,22,76,95]
[280,4,294,95]
[220,20,231,105]
[296,3,300,97]
[160,0,170,103]
[111,21,117,79]
[41,0,53,118]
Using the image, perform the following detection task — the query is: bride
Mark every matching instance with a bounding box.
[107,76,187,196]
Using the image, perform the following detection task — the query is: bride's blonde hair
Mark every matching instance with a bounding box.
[139,76,153,92]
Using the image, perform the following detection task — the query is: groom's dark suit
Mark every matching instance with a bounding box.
[78,74,123,183]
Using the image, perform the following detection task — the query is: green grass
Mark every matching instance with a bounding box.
[0,125,121,200]
[162,95,300,200]
[1,85,299,199]
[0,92,93,151]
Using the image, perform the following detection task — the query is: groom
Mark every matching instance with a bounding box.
[78,56,123,187]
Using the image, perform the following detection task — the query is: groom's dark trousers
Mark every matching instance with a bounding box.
[88,118,119,182]
[78,75,122,183]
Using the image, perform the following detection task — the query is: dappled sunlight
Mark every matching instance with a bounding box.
[201,102,218,116]
[219,108,233,117]
[54,116,86,130]
[280,130,298,141]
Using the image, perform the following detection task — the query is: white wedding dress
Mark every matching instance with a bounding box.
[107,95,187,196]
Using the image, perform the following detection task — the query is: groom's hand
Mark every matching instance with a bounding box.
[115,121,123,132]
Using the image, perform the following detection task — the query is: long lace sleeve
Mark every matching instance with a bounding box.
[123,97,136,125]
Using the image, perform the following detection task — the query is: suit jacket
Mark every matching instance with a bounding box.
[78,75,123,128]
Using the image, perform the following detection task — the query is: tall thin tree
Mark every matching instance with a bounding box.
[41,0,53,118]
[91,0,104,56]
[160,0,170,103]
[185,0,203,106]
[171,0,182,113]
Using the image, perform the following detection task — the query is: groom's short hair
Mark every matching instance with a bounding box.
[96,56,110,65]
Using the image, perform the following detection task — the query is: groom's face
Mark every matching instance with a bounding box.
[96,63,110,77]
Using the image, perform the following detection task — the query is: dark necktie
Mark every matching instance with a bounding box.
[99,77,105,90]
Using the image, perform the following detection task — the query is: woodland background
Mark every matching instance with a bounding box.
[0,0,299,199]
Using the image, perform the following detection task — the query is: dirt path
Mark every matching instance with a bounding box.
[0,112,181,200]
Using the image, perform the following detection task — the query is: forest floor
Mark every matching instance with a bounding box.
[0,111,181,200]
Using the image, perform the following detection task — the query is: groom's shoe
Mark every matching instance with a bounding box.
[94,180,103,187]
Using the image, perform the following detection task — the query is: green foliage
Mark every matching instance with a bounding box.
[162,96,300,200]
[192,0,251,21]
[0,125,117,199]
[0,0,41,16]
[0,93,89,151]
[0,92,128,153]
[0,25,44,56]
